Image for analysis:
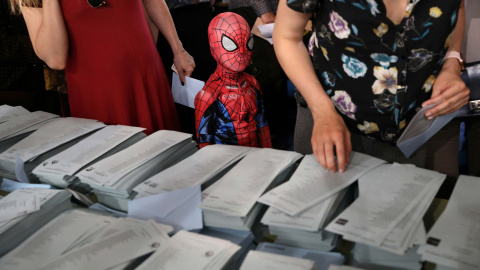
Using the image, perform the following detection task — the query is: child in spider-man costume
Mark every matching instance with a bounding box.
[194,12,272,149]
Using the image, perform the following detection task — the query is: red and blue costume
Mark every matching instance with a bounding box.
[194,12,272,148]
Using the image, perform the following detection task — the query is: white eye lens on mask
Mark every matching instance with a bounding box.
[222,34,238,52]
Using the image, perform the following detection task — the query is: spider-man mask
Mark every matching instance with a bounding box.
[208,12,254,73]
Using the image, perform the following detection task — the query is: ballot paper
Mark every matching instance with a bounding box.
[397,104,459,158]
[0,118,105,180]
[0,209,170,270]
[0,111,58,141]
[32,125,145,187]
[0,188,40,223]
[258,152,385,216]
[199,227,256,269]
[257,23,274,44]
[239,250,316,270]
[77,130,195,201]
[78,130,191,189]
[350,243,422,270]
[171,72,205,108]
[135,230,241,270]
[325,163,445,246]
[0,105,30,123]
[262,187,348,232]
[261,187,349,251]
[418,175,480,270]
[256,242,345,269]
[0,188,72,257]
[129,185,203,231]
[202,149,302,217]
[133,144,255,199]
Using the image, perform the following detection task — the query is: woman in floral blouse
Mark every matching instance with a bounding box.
[274,0,469,178]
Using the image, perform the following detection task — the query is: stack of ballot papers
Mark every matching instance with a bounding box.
[257,153,385,250]
[31,125,146,189]
[201,148,302,231]
[135,230,241,270]
[325,163,445,256]
[0,188,72,257]
[77,130,197,211]
[417,175,480,270]
[256,242,345,269]
[0,209,174,270]
[199,227,256,269]
[258,152,385,217]
[133,144,255,198]
[0,117,105,181]
[261,185,349,251]
[0,105,30,123]
[239,250,316,270]
[0,110,58,155]
[350,243,422,270]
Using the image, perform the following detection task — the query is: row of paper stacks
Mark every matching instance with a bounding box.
[1,105,480,270]
[0,204,350,270]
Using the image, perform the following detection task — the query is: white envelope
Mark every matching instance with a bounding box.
[128,185,203,232]
[397,105,459,158]
[171,72,205,109]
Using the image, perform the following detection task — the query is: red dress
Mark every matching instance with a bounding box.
[61,0,180,134]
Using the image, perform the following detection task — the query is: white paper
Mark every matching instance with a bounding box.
[0,210,169,270]
[129,185,203,231]
[397,104,459,158]
[0,106,30,123]
[14,153,29,183]
[258,152,385,216]
[202,149,302,217]
[32,125,145,177]
[136,230,240,270]
[0,111,58,141]
[133,144,254,198]
[77,130,191,188]
[0,117,105,162]
[256,242,344,269]
[325,163,445,245]
[171,72,205,108]
[418,175,480,270]
[39,219,168,270]
[240,250,315,270]
[257,23,274,38]
[0,189,39,223]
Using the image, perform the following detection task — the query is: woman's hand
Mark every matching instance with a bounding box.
[173,48,195,84]
[311,107,352,173]
[422,58,470,119]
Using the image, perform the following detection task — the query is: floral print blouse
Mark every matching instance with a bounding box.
[287,0,461,143]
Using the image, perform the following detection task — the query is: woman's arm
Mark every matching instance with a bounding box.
[20,0,68,70]
[273,0,351,172]
[143,0,194,84]
[422,0,469,119]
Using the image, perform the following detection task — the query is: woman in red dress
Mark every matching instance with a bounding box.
[11,0,195,134]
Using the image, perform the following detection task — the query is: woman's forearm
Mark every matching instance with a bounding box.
[21,0,68,69]
[273,1,334,117]
[142,0,183,54]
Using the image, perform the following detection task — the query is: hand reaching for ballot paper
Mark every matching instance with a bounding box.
[422,58,470,119]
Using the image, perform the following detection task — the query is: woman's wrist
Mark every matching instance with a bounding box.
[441,58,463,74]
